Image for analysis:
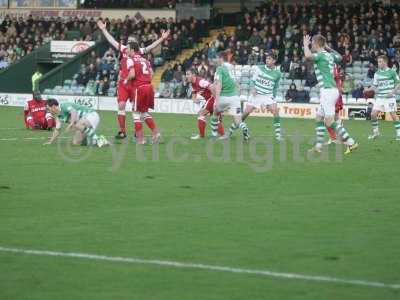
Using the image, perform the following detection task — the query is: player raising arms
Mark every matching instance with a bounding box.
[240,52,282,141]
[186,68,225,139]
[97,20,170,139]
[44,99,109,147]
[24,92,55,130]
[126,42,159,144]
[364,55,400,140]
[304,34,358,154]
[210,51,248,140]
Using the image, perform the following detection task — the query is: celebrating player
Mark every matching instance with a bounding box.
[24,92,55,130]
[186,68,225,139]
[97,20,170,139]
[365,55,400,140]
[240,52,282,141]
[126,43,159,144]
[44,99,109,147]
[304,34,358,154]
[210,51,247,140]
[325,63,344,144]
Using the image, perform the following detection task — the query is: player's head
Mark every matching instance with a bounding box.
[377,55,388,69]
[185,68,198,83]
[47,98,60,114]
[33,91,42,101]
[217,50,228,65]
[311,34,326,51]
[127,36,140,55]
[265,52,277,68]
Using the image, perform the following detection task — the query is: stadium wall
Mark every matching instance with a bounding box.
[0,93,371,120]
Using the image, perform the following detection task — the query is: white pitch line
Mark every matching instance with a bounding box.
[0,246,399,290]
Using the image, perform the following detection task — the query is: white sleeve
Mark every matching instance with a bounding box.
[198,79,210,89]
[372,74,378,87]
[126,58,134,69]
[55,118,62,130]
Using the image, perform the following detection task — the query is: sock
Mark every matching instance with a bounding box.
[315,121,326,147]
[327,127,337,140]
[371,119,379,134]
[217,113,225,136]
[133,113,144,141]
[197,116,206,137]
[84,127,98,144]
[210,116,219,137]
[26,117,35,129]
[228,122,239,136]
[143,113,157,135]
[239,122,249,138]
[273,116,281,139]
[117,111,126,133]
[395,121,400,136]
[336,122,355,146]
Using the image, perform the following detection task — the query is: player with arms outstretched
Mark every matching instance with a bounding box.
[97,20,170,139]
[44,99,109,147]
[24,92,55,130]
[186,68,225,139]
[304,34,358,154]
[241,52,282,141]
[210,51,248,140]
[365,55,400,140]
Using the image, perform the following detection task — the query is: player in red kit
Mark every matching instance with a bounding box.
[185,69,225,139]
[326,63,344,144]
[97,20,170,139]
[24,92,55,130]
[125,42,159,144]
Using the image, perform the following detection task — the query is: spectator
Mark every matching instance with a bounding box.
[0,55,9,70]
[281,55,291,73]
[352,81,364,99]
[31,68,42,92]
[248,28,262,47]
[161,64,174,82]
[285,83,297,102]
[173,64,184,83]
[77,68,89,86]
[87,63,98,81]
[207,41,218,62]
[100,56,114,72]
[367,63,376,79]
[160,82,173,98]
[293,86,310,103]
[247,47,259,65]
[342,49,353,69]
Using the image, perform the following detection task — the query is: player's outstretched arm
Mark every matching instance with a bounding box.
[303,35,313,60]
[97,20,119,50]
[211,80,222,106]
[44,128,60,145]
[144,30,170,53]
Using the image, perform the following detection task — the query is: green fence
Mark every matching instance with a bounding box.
[38,40,108,92]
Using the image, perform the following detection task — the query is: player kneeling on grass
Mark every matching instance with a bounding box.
[303,34,358,154]
[24,92,55,130]
[210,51,248,140]
[364,55,400,141]
[241,52,282,141]
[43,99,109,147]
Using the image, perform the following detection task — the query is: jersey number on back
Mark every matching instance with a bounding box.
[140,62,150,74]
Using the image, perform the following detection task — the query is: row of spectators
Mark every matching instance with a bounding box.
[82,0,176,9]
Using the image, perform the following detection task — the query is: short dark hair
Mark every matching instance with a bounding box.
[47,98,59,107]
[377,55,388,63]
[128,41,140,52]
[187,68,198,75]
[217,50,228,61]
[266,52,277,61]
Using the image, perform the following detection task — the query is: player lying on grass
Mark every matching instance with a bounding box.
[24,92,55,130]
[186,68,225,139]
[240,52,282,142]
[44,99,109,147]
[210,51,248,140]
[364,55,400,140]
[97,20,170,140]
[304,34,358,154]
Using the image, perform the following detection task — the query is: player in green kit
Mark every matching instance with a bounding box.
[364,55,400,140]
[210,51,248,140]
[44,99,109,147]
[241,52,282,141]
[304,34,358,154]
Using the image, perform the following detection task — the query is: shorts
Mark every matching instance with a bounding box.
[202,97,215,113]
[133,84,154,113]
[117,81,133,103]
[27,113,55,130]
[215,95,242,116]
[83,112,100,130]
[318,88,339,117]
[247,94,276,109]
[335,94,343,113]
[373,98,397,113]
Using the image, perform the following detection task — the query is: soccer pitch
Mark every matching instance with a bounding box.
[1,106,400,300]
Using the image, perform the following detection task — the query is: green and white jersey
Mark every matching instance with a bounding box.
[373,68,400,98]
[312,50,341,89]
[214,62,237,97]
[251,65,281,97]
[57,102,95,128]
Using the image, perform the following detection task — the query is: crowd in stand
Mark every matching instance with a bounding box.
[82,0,176,9]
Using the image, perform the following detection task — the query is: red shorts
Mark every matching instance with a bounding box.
[26,114,55,130]
[117,81,133,103]
[335,94,343,113]
[202,97,215,113]
[132,84,154,112]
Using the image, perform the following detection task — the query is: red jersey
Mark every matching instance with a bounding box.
[24,99,47,122]
[118,56,134,82]
[131,55,153,87]
[333,64,343,94]
[191,76,213,100]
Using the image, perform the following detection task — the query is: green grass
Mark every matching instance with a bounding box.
[0,106,400,300]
